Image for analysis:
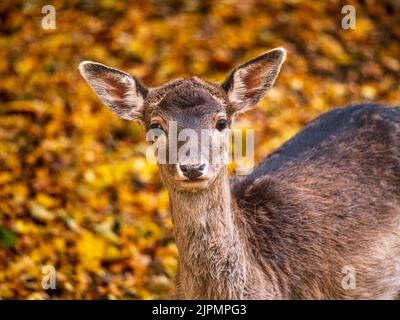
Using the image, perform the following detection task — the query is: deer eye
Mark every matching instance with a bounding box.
[149,122,162,131]
[148,123,165,139]
[216,119,228,131]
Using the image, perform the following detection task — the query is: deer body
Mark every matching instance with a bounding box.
[80,48,400,299]
[172,104,400,299]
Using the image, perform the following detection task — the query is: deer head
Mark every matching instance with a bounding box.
[79,48,286,192]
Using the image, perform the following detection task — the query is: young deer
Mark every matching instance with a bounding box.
[79,48,400,299]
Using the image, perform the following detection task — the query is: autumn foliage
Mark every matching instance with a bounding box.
[0,0,399,299]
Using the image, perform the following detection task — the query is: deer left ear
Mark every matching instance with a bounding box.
[222,47,286,115]
[79,61,148,123]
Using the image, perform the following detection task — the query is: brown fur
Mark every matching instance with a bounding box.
[233,105,400,299]
[79,49,400,299]
[149,83,400,299]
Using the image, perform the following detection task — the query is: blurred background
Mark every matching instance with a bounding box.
[0,0,399,299]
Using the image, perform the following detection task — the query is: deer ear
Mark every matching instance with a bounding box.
[79,61,148,122]
[222,48,286,115]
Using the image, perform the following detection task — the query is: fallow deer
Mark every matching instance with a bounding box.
[79,48,400,299]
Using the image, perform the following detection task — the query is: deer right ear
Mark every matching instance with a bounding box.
[222,48,286,115]
[79,61,148,123]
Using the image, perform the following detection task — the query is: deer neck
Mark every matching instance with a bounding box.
[168,171,249,299]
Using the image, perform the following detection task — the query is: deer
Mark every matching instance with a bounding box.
[79,47,400,299]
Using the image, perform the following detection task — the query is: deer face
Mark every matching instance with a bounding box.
[79,48,286,191]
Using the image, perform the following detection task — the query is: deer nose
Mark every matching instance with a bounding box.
[179,163,206,180]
